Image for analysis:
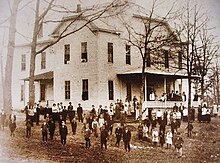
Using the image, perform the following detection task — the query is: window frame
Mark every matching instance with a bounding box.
[81,42,88,62]
[82,79,89,100]
[65,81,70,100]
[108,80,114,100]
[64,44,70,64]
[41,52,46,69]
[20,85,24,101]
[108,42,113,63]
[126,44,131,65]
[21,54,26,71]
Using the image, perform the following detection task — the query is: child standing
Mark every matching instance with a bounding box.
[41,121,48,142]
[166,129,173,148]
[175,133,184,158]
[152,128,159,146]
[26,118,33,138]
[84,124,91,148]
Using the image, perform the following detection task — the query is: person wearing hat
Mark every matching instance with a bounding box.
[77,103,83,123]
[68,102,74,123]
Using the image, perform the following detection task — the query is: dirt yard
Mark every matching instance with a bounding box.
[0,111,220,163]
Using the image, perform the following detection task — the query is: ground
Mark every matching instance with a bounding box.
[0,112,220,163]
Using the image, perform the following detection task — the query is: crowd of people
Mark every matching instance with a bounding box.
[1,96,217,159]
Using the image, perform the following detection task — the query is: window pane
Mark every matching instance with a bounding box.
[65,81,70,99]
[41,52,46,69]
[21,54,26,71]
[81,42,87,62]
[108,43,113,63]
[82,79,88,100]
[126,45,131,65]
[108,80,114,100]
[64,44,70,64]
[21,85,24,101]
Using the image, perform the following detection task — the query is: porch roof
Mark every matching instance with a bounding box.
[23,71,53,81]
[117,67,200,79]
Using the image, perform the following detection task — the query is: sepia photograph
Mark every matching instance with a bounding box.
[0,0,220,162]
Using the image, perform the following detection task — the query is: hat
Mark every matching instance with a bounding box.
[78,103,81,105]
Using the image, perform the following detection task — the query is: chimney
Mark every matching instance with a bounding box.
[77,4,81,12]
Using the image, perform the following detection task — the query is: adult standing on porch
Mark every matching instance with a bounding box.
[77,103,83,123]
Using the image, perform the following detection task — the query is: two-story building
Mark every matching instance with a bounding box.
[12,3,199,111]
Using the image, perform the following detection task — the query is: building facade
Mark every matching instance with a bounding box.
[12,5,199,110]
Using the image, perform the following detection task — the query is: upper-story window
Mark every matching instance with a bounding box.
[82,79,88,100]
[65,81,70,100]
[41,52,46,69]
[20,85,24,101]
[108,43,113,63]
[164,50,169,68]
[64,44,70,64]
[81,42,87,62]
[126,45,131,65]
[178,51,182,69]
[21,54,26,71]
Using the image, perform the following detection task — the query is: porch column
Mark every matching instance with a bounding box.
[144,74,147,101]
[164,77,167,93]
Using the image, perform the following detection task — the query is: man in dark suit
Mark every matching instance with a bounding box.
[77,103,83,122]
[123,126,131,152]
[100,126,108,149]
[68,102,74,123]
[59,121,68,145]
[115,124,123,147]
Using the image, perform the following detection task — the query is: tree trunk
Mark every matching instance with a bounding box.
[29,0,40,107]
[3,0,21,113]
[187,76,192,137]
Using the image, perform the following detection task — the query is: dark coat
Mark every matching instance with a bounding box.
[123,129,131,142]
[101,129,108,141]
[115,127,123,137]
[59,125,68,137]
[77,107,83,115]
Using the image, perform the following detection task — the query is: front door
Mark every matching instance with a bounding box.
[40,84,46,101]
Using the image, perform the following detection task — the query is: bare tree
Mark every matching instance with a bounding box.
[194,26,219,100]
[176,1,210,137]
[28,0,129,106]
[118,0,177,111]
[3,0,22,113]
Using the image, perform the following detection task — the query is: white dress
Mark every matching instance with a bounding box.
[166,132,173,145]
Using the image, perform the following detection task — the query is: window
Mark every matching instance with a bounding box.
[146,48,151,67]
[178,51,182,69]
[65,81,70,99]
[126,45,131,65]
[108,80,114,100]
[82,79,88,100]
[81,42,87,62]
[21,54,26,71]
[20,85,24,101]
[108,43,113,63]
[64,44,70,64]
[41,52,46,69]
[164,50,169,68]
